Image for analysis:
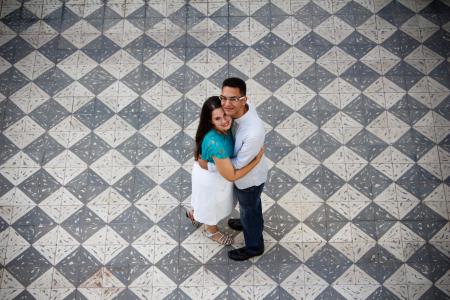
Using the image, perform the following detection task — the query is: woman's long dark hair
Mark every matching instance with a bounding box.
[194,96,222,161]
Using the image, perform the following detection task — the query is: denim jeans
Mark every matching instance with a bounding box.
[234,183,265,253]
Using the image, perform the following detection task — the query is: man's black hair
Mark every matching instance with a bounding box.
[222,77,246,96]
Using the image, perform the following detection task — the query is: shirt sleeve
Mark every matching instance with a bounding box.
[230,134,263,169]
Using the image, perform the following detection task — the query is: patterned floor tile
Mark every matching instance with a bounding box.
[1,0,450,299]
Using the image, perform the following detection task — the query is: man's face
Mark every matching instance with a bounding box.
[220,86,247,118]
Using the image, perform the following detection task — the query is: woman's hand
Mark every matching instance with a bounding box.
[255,147,264,162]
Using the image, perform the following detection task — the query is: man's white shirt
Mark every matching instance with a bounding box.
[208,102,268,189]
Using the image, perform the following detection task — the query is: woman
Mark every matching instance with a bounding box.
[188,96,264,245]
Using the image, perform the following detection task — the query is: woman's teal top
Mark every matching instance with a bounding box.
[201,129,234,163]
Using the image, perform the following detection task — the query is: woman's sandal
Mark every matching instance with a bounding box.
[185,210,200,227]
[204,229,234,245]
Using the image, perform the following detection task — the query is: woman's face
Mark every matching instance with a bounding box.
[211,107,232,133]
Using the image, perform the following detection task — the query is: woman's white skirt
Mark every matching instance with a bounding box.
[191,162,234,225]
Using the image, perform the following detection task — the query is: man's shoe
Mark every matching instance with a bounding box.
[228,218,243,231]
[228,247,264,261]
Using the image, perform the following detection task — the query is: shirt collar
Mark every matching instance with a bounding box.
[234,102,253,125]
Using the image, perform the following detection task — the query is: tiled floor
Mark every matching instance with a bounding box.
[0,0,450,299]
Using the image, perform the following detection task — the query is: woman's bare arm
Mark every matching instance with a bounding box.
[212,148,264,181]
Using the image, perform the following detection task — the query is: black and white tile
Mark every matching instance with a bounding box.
[1,0,450,299]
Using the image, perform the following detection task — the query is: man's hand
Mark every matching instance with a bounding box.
[198,156,208,170]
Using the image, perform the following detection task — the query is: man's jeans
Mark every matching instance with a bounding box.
[234,183,265,253]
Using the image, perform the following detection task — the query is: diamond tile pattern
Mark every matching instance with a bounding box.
[1,1,449,299]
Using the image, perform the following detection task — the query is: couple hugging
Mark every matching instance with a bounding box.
[186,77,269,261]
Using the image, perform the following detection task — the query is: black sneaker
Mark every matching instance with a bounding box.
[228,218,243,231]
[228,247,264,261]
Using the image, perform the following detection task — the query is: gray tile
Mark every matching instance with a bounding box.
[79,66,116,95]
[24,134,65,165]
[65,169,109,203]
[61,206,105,242]
[389,94,429,125]
[385,61,424,91]
[264,130,296,163]
[393,129,434,162]
[265,167,297,201]
[119,97,159,129]
[6,247,52,286]
[63,290,89,300]
[110,206,153,242]
[252,33,290,61]
[165,65,204,94]
[12,206,56,243]
[254,64,291,92]
[338,31,377,60]
[209,34,247,60]
[43,6,80,33]
[356,245,402,283]
[253,3,289,29]
[156,207,180,242]
[126,4,164,31]
[377,1,415,27]
[366,287,400,300]
[347,129,388,162]
[209,64,249,88]
[302,165,345,200]
[124,35,162,61]
[263,287,296,300]
[85,6,122,32]
[74,98,114,129]
[29,99,70,130]
[434,95,450,122]
[164,98,200,128]
[263,205,299,241]
[1,7,38,33]
[116,133,156,164]
[34,67,74,96]
[82,36,121,63]
[305,204,347,240]
[107,246,151,285]
[161,131,195,164]
[122,64,162,95]
[408,244,450,282]
[156,247,201,284]
[160,168,191,201]
[402,203,447,241]
[300,129,341,162]
[0,133,19,165]
[113,168,156,203]
[335,1,373,27]
[293,2,330,28]
[297,63,336,92]
[381,30,420,59]
[256,244,301,282]
[306,244,352,283]
[12,290,35,300]
[18,169,60,204]
[0,67,30,97]
[424,29,450,59]
[420,1,450,26]
[316,287,347,300]
[429,61,450,90]
[349,165,392,200]
[340,61,379,91]
[418,286,450,300]
[0,174,13,198]
[0,99,25,130]
[295,32,333,59]
[38,36,77,63]
[56,246,101,286]
[439,133,450,153]
[0,36,34,64]
[167,34,205,62]
[396,165,441,200]
[353,203,396,239]
[114,289,141,300]
[298,95,339,127]
[70,132,111,165]
[343,94,384,126]
[257,96,294,127]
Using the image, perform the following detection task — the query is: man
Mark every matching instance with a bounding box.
[200,77,268,261]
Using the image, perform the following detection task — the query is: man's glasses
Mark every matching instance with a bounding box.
[219,95,245,102]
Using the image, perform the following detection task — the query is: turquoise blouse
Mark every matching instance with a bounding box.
[201,129,234,163]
